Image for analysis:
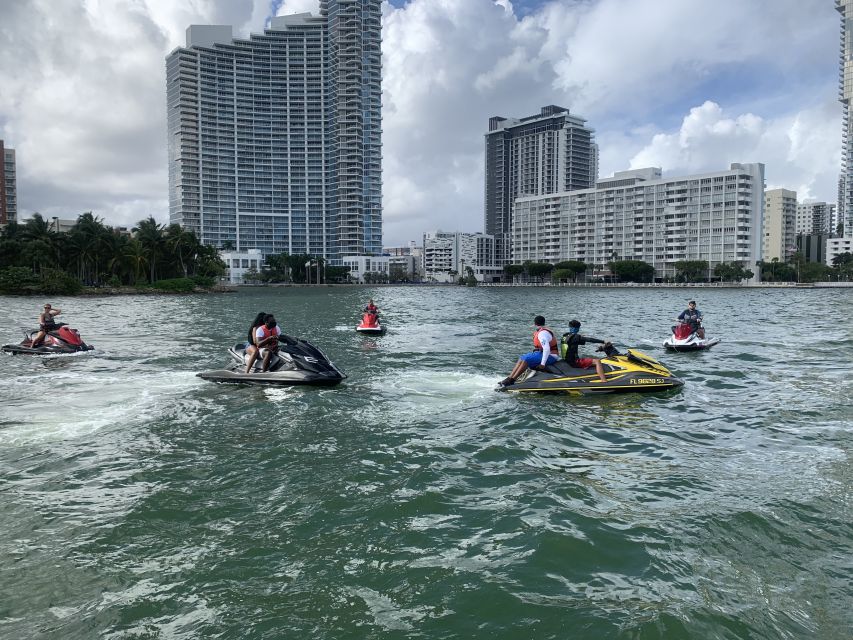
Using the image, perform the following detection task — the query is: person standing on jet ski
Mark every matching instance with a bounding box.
[562,319,610,383]
[244,314,281,373]
[676,301,705,339]
[499,315,559,387]
[30,303,61,347]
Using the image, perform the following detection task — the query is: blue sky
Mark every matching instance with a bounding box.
[0,0,844,244]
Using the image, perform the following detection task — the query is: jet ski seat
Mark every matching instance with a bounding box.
[544,360,618,376]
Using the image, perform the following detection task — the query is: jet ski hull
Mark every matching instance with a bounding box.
[197,369,344,386]
[2,325,94,355]
[498,349,683,395]
[199,340,346,387]
[663,337,720,352]
[356,325,385,335]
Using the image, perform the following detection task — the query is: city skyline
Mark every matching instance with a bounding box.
[0,0,844,245]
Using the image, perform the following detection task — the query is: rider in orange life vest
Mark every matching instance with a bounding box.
[244,314,281,373]
[499,315,558,387]
[30,303,61,347]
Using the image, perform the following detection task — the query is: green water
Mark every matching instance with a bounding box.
[1,287,851,639]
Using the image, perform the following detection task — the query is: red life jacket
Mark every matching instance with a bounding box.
[533,327,557,351]
[256,325,281,349]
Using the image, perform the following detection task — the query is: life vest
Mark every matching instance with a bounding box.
[39,313,57,331]
[256,325,281,349]
[533,326,557,351]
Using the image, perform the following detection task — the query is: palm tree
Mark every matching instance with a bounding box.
[133,217,165,283]
[165,224,199,277]
[123,238,149,285]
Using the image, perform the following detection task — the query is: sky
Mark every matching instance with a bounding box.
[0,0,843,246]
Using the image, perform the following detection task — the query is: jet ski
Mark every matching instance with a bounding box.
[2,323,95,355]
[198,337,346,386]
[663,324,720,352]
[497,344,683,395]
[356,312,385,335]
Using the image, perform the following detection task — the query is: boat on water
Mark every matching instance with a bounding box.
[198,338,346,386]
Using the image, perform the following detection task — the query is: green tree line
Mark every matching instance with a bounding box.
[0,213,225,294]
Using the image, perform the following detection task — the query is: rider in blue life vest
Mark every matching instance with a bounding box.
[499,315,559,387]
[677,300,705,338]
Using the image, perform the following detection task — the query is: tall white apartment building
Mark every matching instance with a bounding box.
[422,231,498,282]
[512,163,765,280]
[796,201,836,235]
[166,1,382,263]
[0,140,16,224]
[485,105,597,265]
[764,188,797,262]
[837,1,853,237]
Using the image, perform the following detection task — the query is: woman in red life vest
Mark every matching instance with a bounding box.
[499,315,558,387]
[244,314,281,373]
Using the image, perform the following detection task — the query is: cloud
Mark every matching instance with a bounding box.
[625,100,841,200]
[0,0,844,245]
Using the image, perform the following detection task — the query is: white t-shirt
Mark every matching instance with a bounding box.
[536,329,554,366]
[255,325,281,345]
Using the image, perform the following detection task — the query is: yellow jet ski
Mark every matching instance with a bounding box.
[497,344,683,395]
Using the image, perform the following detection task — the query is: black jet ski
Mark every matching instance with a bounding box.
[2,323,95,355]
[198,337,346,387]
[497,344,683,395]
[663,324,720,352]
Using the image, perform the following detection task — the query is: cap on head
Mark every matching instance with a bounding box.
[534,315,546,326]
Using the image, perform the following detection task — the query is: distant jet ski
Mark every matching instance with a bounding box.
[663,324,720,352]
[198,338,346,386]
[2,323,95,355]
[497,345,683,395]
[356,312,385,335]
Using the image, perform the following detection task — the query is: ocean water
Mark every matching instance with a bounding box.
[0,286,851,639]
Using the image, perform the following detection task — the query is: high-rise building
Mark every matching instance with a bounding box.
[166,1,382,263]
[796,201,836,235]
[837,1,853,237]
[422,230,500,282]
[512,163,765,280]
[484,105,596,265]
[0,140,16,224]
[763,189,797,262]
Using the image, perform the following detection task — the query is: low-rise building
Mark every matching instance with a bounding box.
[796,234,829,264]
[512,163,765,280]
[341,255,390,283]
[221,249,264,284]
[825,236,853,266]
[422,231,499,283]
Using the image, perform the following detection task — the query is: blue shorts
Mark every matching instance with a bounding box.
[520,352,558,367]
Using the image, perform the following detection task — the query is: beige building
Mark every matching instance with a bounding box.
[763,189,797,261]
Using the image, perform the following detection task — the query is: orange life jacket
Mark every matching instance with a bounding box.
[533,326,557,351]
[256,325,281,349]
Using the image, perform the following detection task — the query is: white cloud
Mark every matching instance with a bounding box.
[625,100,841,200]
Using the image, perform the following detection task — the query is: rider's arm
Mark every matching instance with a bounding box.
[50,309,61,316]
[579,335,606,345]
[539,333,552,367]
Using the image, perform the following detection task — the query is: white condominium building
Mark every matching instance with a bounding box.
[422,231,497,282]
[166,1,382,263]
[512,163,765,280]
[796,201,837,235]
[764,188,797,262]
[837,0,853,237]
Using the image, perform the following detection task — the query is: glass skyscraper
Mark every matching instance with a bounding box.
[837,0,853,237]
[166,1,382,262]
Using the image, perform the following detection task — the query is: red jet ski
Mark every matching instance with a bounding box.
[2,323,95,355]
[356,312,385,335]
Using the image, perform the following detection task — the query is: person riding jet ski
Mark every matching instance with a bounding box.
[560,319,610,383]
[499,315,561,387]
[31,303,62,347]
[676,301,704,339]
[245,314,281,373]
